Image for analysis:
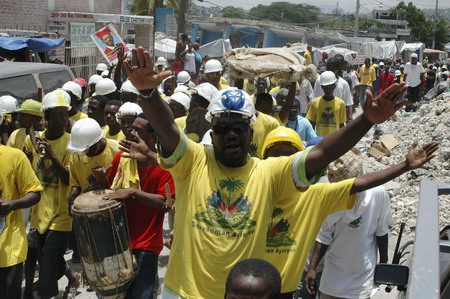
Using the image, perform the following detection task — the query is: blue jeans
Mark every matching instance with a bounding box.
[37,230,70,298]
[358,85,371,110]
[126,249,159,299]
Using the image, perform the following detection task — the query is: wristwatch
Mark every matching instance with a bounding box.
[139,88,156,99]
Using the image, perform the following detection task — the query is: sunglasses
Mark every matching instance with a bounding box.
[212,122,249,135]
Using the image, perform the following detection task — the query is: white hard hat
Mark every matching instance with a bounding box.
[62,81,82,100]
[411,53,418,59]
[206,88,256,124]
[41,90,71,111]
[156,57,167,66]
[320,71,337,86]
[442,65,448,69]
[101,70,109,78]
[379,62,385,66]
[443,71,450,77]
[88,74,103,86]
[177,71,191,84]
[67,118,103,153]
[115,102,143,124]
[196,83,218,102]
[0,95,18,114]
[170,92,191,111]
[394,70,401,76]
[120,80,139,95]
[204,59,222,74]
[94,78,117,96]
[96,63,108,72]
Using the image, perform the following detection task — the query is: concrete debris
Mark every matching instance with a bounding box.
[356,92,450,238]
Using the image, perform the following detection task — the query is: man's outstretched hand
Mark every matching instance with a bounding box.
[364,82,409,124]
[406,140,439,170]
[123,47,172,91]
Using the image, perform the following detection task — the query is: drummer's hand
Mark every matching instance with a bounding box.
[123,47,172,91]
[0,200,13,215]
[92,166,111,188]
[103,188,135,201]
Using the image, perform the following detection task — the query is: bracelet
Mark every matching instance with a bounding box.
[139,88,156,99]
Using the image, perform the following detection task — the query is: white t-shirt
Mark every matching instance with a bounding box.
[299,79,314,115]
[314,76,353,106]
[404,62,425,87]
[317,186,393,299]
[184,52,196,74]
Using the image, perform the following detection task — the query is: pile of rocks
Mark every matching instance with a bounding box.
[357,92,450,237]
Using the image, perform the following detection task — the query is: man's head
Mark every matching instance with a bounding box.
[204,59,223,88]
[206,89,256,167]
[225,258,281,299]
[168,92,191,119]
[41,90,71,134]
[116,102,143,140]
[88,74,103,95]
[62,81,83,106]
[16,99,43,129]
[383,64,390,72]
[120,80,140,104]
[104,100,122,128]
[255,93,273,115]
[133,113,156,150]
[95,27,114,47]
[95,63,108,76]
[327,56,344,77]
[88,95,109,125]
[67,118,104,157]
[255,77,269,94]
[307,45,312,52]
[364,58,371,68]
[261,126,303,159]
[410,53,418,65]
[288,99,300,122]
[275,88,289,106]
[320,71,337,97]
[190,83,218,112]
[399,64,405,72]
[94,78,117,101]
[181,33,189,42]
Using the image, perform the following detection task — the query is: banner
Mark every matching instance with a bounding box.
[91,24,129,65]
[71,22,96,57]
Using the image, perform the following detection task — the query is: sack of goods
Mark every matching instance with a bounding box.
[224,47,316,82]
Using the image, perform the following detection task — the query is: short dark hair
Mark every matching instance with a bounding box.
[225,258,281,299]
[327,56,344,73]
[91,95,109,109]
[136,112,154,133]
[106,100,123,107]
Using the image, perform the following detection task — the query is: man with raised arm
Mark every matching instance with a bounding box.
[124,47,408,299]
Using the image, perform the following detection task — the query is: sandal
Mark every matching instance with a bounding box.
[62,273,81,299]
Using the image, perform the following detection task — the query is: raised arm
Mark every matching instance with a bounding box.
[304,82,408,179]
[351,141,438,194]
[277,82,296,123]
[124,47,178,157]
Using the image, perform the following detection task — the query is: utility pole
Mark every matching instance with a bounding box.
[178,0,189,35]
[354,0,360,37]
[432,0,438,49]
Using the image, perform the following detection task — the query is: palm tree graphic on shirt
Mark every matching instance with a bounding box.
[266,207,296,247]
[193,178,256,230]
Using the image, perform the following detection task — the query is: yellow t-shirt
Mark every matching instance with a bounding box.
[358,65,376,87]
[243,79,256,95]
[159,140,312,299]
[304,50,312,65]
[265,178,356,292]
[24,131,72,233]
[218,77,230,90]
[250,112,280,158]
[174,115,187,130]
[6,128,27,150]
[69,139,119,193]
[306,97,346,137]
[70,111,88,122]
[0,145,43,267]
[102,126,126,142]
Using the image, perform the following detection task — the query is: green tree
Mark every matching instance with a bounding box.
[222,6,248,19]
[359,18,388,30]
[434,19,449,50]
[131,0,178,16]
[393,2,436,47]
[249,2,321,24]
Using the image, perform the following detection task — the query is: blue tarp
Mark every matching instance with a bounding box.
[0,37,65,52]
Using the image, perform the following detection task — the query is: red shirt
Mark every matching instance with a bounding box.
[379,72,394,94]
[109,151,175,254]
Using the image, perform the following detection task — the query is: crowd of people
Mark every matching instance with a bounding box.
[0,37,442,299]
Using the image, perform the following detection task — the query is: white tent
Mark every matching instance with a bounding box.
[400,42,425,62]
[154,38,176,60]
[319,46,358,63]
[198,38,232,58]
[444,42,450,53]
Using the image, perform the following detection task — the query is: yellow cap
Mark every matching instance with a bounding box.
[261,126,304,158]
[16,99,44,117]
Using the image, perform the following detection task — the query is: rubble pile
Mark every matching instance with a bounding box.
[357,91,450,237]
